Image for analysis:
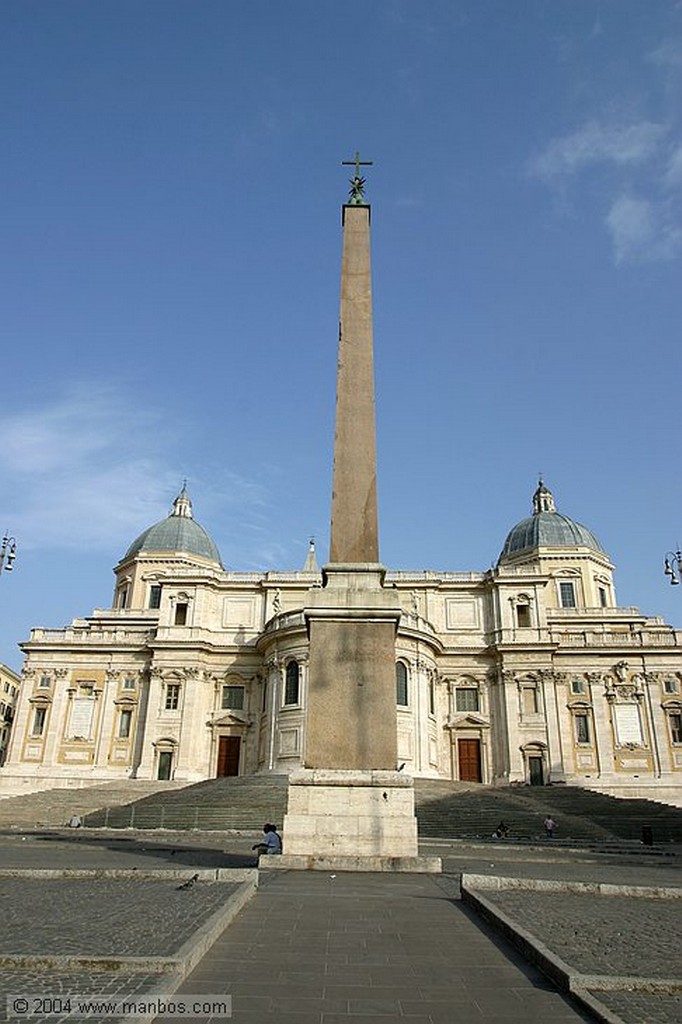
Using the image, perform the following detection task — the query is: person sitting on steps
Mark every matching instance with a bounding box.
[252,823,282,856]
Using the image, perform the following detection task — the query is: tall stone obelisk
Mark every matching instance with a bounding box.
[272,158,440,872]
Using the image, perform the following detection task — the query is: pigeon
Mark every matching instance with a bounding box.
[176,873,199,891]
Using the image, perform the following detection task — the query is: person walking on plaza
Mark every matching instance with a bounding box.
[544,814,556,839]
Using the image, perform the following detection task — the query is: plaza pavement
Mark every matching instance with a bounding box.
[0,827,679,1024]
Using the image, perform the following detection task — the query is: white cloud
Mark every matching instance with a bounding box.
[606,195,682,264]
[0,386,180,550]
[663,143,682,188]
[529,120,667,179]
[647,39,682,69]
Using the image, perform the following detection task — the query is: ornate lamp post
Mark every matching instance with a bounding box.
[663,549,682,586]
[0,534,17,576]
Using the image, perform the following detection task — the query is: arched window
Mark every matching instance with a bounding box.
[284,661,300,706]
[396,662,408,707]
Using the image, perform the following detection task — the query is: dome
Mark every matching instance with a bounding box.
[499,481,605,562]
[122,486,223,567]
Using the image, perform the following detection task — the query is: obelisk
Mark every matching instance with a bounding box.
[269,157,440,872]
[303,158,399,771]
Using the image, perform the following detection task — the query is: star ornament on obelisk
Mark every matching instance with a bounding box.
[270,156,441,873]
[342,150,373,205]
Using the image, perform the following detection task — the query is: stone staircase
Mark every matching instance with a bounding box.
[0,780,191,829]
[2,774,680,844]
[413,779,682,845]
[83,774,290,831]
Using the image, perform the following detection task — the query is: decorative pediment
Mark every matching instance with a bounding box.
[208,711,250,728]
[445,712,490,730]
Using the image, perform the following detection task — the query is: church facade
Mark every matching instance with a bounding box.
[2,479,681,803]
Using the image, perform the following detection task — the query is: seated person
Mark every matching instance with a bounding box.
[493,821,510,839]
[252,822,282,856]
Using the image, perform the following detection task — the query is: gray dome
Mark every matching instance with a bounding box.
[499,481,605,561]
[123,487,222,567]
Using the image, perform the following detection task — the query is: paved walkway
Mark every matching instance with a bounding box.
[0,829,679,1024]
[168,869,591,1024]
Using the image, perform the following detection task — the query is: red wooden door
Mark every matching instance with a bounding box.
[458,739,482,782]
[217,736,241,777]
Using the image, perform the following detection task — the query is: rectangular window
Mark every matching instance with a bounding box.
[118,709,133,739]
[571,678,585,695]
[667,712,679,745]
[174,603,188,626]
[123,677,136,690]
[598,586,608,607]
[396,663,408,707]
[559,582,576,608]
[221,685,245,710]
[32,707,47,737]
[3,682,8,693]
[516,605,531,627]
[149,585,162,609]
[663,678,679,694]
[38,675,51,688]
[116,586,128,609]
[575,714,591,744]
[165,684,181,711]
[669,714,682,744]
[456,688,479,712]
[523,687,539,715]
[428,677,435,716]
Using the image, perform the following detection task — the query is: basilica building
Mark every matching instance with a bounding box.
[2,478,681,803]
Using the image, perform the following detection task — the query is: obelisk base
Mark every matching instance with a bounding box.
[259,768,441,873]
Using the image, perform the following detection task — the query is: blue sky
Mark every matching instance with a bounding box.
[1,0,681,671]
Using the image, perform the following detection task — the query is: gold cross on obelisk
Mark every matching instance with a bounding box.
[342,150,373,203]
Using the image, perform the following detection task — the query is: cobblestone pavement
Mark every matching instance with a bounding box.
[0,878,238,957]
[592,990,682,1024]
[480,889,680,978]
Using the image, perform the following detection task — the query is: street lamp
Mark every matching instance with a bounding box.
[663,549,682,586]
[0,534,16,576]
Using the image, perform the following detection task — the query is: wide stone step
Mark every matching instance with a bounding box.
[83,775,290,831]
[0,780,192,828]
[413,780,682,843]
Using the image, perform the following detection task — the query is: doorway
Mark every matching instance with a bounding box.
[529,756,544,786]
[157,750,173,780]
[217,735,241,777]
[457,738,482,782]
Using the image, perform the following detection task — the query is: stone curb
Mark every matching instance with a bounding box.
[0,868,255,881]
[462,873,682,899]
[460,877,682,1024]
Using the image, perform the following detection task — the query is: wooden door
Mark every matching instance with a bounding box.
[457,738,482,782]
[157,750,173,780]
[217,736,241,777]
[529,756,544,786]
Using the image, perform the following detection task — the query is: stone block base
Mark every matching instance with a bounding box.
[279,768,440,872]
[259,854,442,873]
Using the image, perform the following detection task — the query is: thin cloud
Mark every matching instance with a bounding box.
[606,194,682,264]
[663,143,682,188]
[528,120,667,180]
[0,385,267,553]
